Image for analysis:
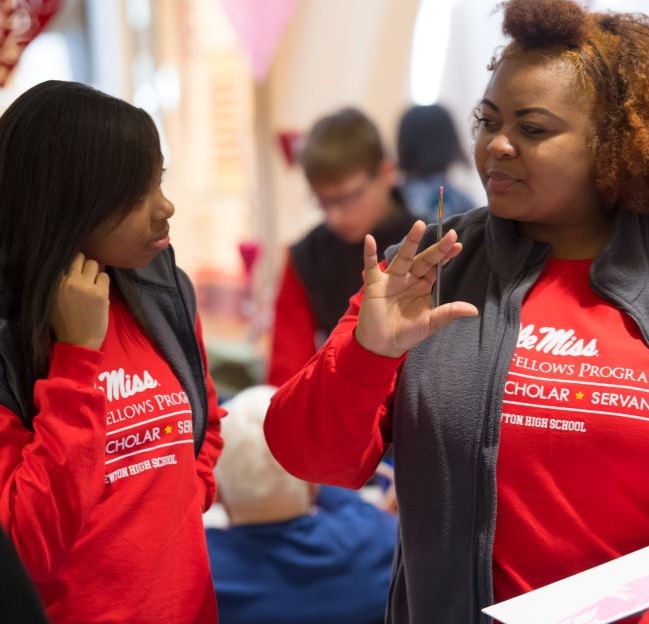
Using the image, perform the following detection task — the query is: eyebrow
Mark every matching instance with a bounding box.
[481,98,562,121]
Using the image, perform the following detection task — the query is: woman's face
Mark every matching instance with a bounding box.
[474,53,604,242]
[82,172,175,269]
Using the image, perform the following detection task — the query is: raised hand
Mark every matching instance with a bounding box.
[355,220,479,358]
[50,252,110,351]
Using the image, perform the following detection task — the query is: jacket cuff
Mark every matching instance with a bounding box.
[333,330,405,386]
[50,343,103,385]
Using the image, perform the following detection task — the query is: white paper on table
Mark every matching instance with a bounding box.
[482,546,649,624]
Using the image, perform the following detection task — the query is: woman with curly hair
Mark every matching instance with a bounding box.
[265,0,649,621]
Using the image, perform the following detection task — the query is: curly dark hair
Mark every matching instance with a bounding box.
[491,0,649,214]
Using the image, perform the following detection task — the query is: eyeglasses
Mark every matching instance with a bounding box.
[313,178,372,210]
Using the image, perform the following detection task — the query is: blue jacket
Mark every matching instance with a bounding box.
[207,486,397,624]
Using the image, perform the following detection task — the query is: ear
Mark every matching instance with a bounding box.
[377,158,397,188]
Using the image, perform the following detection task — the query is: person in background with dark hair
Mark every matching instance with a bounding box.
[397,103,474,222]
[0,80,224,623]
[207,385,396,624]
[0,525,48,623]
[265,0,649,621]
[266,107,416,386]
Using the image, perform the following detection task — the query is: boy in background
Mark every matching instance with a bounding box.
[267,107,416,385]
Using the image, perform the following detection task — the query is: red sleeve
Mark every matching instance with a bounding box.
[266,255,318,386]
[264,264,405,490]
[0,343,107,582]
[194,314,225,511]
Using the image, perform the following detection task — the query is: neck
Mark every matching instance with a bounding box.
[374,193,399,229]
[518,210,614,260]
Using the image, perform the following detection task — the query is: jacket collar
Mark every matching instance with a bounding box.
[484,207,649,337]
[484,213,550,282]
[591,208,649,339]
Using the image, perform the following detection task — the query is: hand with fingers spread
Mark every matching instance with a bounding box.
[355,220,479,358]
[50,252,110,351]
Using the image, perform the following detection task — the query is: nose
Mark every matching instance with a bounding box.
[325,204,346,230]
[487,133,516,159]
[157,192,175,219]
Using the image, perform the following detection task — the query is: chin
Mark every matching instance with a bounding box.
[487,198,521,220]
[336,231,364,244]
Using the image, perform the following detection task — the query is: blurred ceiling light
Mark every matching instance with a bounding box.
[155,65,180,110]
[126,0,151,31]
[133,82,158,112]
[133,50,155,85]
[13,32,72,90]
[409,0,455,105]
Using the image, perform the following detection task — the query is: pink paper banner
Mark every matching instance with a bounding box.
[221,0,299,81]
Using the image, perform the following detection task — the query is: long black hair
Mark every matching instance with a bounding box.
[0,80,162,391]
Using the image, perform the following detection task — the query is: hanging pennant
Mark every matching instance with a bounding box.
[276,130,302,166]
[221,0,299,81]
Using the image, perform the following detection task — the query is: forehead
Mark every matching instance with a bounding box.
[311,169,370,195]
[484,53,592,116]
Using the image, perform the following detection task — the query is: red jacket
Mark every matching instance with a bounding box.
[266,256,319,386]
[265,282,402,489]
[0,307,223,623]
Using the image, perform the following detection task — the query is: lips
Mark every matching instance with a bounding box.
[151,228,169,244]
[149,228,170,252]
[487,170,520,193]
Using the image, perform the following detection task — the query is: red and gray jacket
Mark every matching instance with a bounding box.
[265,206,649,623]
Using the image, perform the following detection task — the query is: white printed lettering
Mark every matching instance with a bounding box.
[106,427,161,455]
[504,380,569,402]
[591,392,649,410]
[97,368,159,402]
[517,324,598,357]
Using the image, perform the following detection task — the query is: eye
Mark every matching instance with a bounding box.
[473,111,497,131]
[520,124,546,137]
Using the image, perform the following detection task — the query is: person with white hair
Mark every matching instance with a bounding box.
[207,385,397,624]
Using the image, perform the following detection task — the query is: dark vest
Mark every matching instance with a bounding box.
[290,190,417,336]
[0,526,48,623]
